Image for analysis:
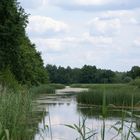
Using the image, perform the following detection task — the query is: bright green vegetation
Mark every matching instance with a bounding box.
[0,70,53,140]
[0,69,33,140]
[71,83,125,88]
[49,83,65,89]
[76,84,140,106]
[0,90,34,140]
[65,118,97,140]
[30,84,65,95]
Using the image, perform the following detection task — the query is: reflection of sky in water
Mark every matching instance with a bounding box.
[34,96,140,140]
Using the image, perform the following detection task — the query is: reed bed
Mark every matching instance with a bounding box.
[30,84,65,95]
[0,89,35,140]
[76,84,140,106]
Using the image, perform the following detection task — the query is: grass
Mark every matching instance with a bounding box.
[68,85,140,140]
[30,83,65,95]
[0,89,35,140]
[49,83,65,89]
[0,69,51,140]
[71,83,126,89]
[76,84,140,107]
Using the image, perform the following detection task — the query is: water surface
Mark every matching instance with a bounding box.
[34,87,140,140]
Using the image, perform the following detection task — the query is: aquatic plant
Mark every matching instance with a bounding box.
[76,84,140,106]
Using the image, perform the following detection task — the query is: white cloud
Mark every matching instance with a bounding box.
[134,38,140,46]
[48,0,140,11]
[27,16,69,37]
[20,0,47,9]
[87,17,121,36]
[75,0,113,6]
[82,32,113,45]
[19,0,140,71]
[101,10,140,25]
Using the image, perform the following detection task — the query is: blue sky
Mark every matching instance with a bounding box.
[19,0,140,71]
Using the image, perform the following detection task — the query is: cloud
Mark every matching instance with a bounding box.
[134,38,140,46]
[19,0,140,71]
[27,16,69,37]
[48,0,140,11]
[19,0,47,9]
[32,34,113,54]
[87,17,121,36]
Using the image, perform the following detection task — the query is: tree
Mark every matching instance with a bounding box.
[80,65,97,83]
[127,66,140,79]
[0,0,48,85]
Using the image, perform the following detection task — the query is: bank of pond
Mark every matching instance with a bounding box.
[1,83,140,140]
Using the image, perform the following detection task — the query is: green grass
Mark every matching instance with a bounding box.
[30,84,65,95]
[71,83,126,89]
[49,83,65,89]
[76,84,140,107]
[0,89,35,140]
[0,69,48,140]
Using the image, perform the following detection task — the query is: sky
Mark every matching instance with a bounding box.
[19,0,140,71]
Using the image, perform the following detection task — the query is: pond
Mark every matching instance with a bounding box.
[34,87,140,140]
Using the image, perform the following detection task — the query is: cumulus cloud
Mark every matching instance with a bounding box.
[19,0,140,71]
[87,17,121,36]
[19,0,47,9]
[48,0,140,11]
[27,16,69,37]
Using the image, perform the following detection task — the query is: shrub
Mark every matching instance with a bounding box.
[130,78,140,88]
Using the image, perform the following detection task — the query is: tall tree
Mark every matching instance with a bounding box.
[0,0,48,85]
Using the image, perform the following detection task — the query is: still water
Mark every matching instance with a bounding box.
[34,87,140,140]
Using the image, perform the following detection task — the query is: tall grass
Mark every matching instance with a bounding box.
[49,84,65,89]
[77,84,140,107]
[30,84,65,95]
[0,69,37,140]
[71,83,127,89]
[0,90,35,140]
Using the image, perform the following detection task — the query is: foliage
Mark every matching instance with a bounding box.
[127,66,140,79]
[30,84,55,95]
[46,64,118,84]
[0,68,21,92]
[64,117,97,140]
[48,83,65,89]
[30,84,65,95]
[76,84,140,106]
[123,76,133,83]
[130,78,140,88]
[0,89,34,140]
[46,64,140,84]
[0,0,48,85]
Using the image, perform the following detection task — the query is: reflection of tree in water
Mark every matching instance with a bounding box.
[77,106,125,119]
[77,105,140,132]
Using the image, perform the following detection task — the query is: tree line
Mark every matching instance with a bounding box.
[0,0,48,86]
[1,0,140,86]
[46,64,140,84]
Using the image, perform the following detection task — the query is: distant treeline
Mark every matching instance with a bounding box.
[46,65,140,84]
[0,0,48,85]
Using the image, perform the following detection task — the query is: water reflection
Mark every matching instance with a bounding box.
[34,94,140,140]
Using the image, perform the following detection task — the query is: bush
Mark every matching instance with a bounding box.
[130,78,140,88]
[123,76,133,83]
[30,84,55,95]
[0,69,21,92]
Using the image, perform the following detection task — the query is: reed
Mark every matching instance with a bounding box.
[76,84,140,107]
[0,89,35,140]
[30,84,65,95]
[0,69,43,140]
